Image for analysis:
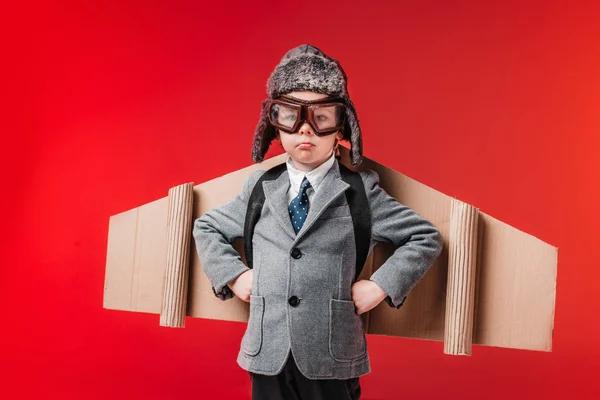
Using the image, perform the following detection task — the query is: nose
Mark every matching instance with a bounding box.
[298,122,314,135]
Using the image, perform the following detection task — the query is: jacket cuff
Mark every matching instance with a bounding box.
[382,294,407,309]
[212,285,235,301]
[369,274,407,309]
[210,265,250,301]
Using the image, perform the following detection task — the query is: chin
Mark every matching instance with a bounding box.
[294,153,319,163]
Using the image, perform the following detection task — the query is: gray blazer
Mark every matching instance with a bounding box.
[193,159,443,380]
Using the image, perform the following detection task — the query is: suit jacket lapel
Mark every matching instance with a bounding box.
[262,170,296,240]
[294,161,350,244]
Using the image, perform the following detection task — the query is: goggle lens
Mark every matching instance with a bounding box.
[312,104,344,131]
[270,103,299,130]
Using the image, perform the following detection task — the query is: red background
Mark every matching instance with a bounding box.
[2,1,599,398]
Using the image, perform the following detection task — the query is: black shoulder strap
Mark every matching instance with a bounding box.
[243,163,287,269]
[243,161,372,283]
[338,163,372,282]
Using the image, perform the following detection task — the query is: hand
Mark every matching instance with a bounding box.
[351,279,388,315]
[228,269,253,302]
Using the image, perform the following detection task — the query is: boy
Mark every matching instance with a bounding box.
[193,44,443,400]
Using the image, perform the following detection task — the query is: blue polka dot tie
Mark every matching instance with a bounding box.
[289,177,311,234]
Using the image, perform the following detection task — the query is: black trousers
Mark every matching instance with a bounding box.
[248,353,361,400]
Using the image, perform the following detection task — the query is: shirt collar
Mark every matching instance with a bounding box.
[286,151,336,194]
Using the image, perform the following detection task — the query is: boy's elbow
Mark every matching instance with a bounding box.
[417,223,444,263]
[192,216,204,238]
[421,221,444,263]
[432,228,444,259]
[192,214,214,244]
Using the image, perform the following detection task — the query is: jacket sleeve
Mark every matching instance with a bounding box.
[362,169,444,308]
[192,169,265,301]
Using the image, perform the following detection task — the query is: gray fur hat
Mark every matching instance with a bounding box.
[251,44,363,166]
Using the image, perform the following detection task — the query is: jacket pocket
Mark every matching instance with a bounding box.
[328,299,367,362]
[241,295,265,356]
[320,205,352,220]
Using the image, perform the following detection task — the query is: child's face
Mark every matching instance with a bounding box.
[277,91,343,172]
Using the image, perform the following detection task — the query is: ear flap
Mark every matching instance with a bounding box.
[251,98,277,163]
[343,97,364,166]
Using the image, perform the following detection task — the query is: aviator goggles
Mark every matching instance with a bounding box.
[267,95,346,136]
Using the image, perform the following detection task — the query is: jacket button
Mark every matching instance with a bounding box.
[291,248,302,259]
[288,296,300,307]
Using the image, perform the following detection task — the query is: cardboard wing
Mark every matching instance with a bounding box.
[104,147,557,355]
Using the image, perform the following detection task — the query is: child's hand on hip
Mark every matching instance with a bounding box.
[351,280,388,315]
[228,270,253,302]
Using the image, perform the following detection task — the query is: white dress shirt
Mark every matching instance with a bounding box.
[286,151,336,205]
